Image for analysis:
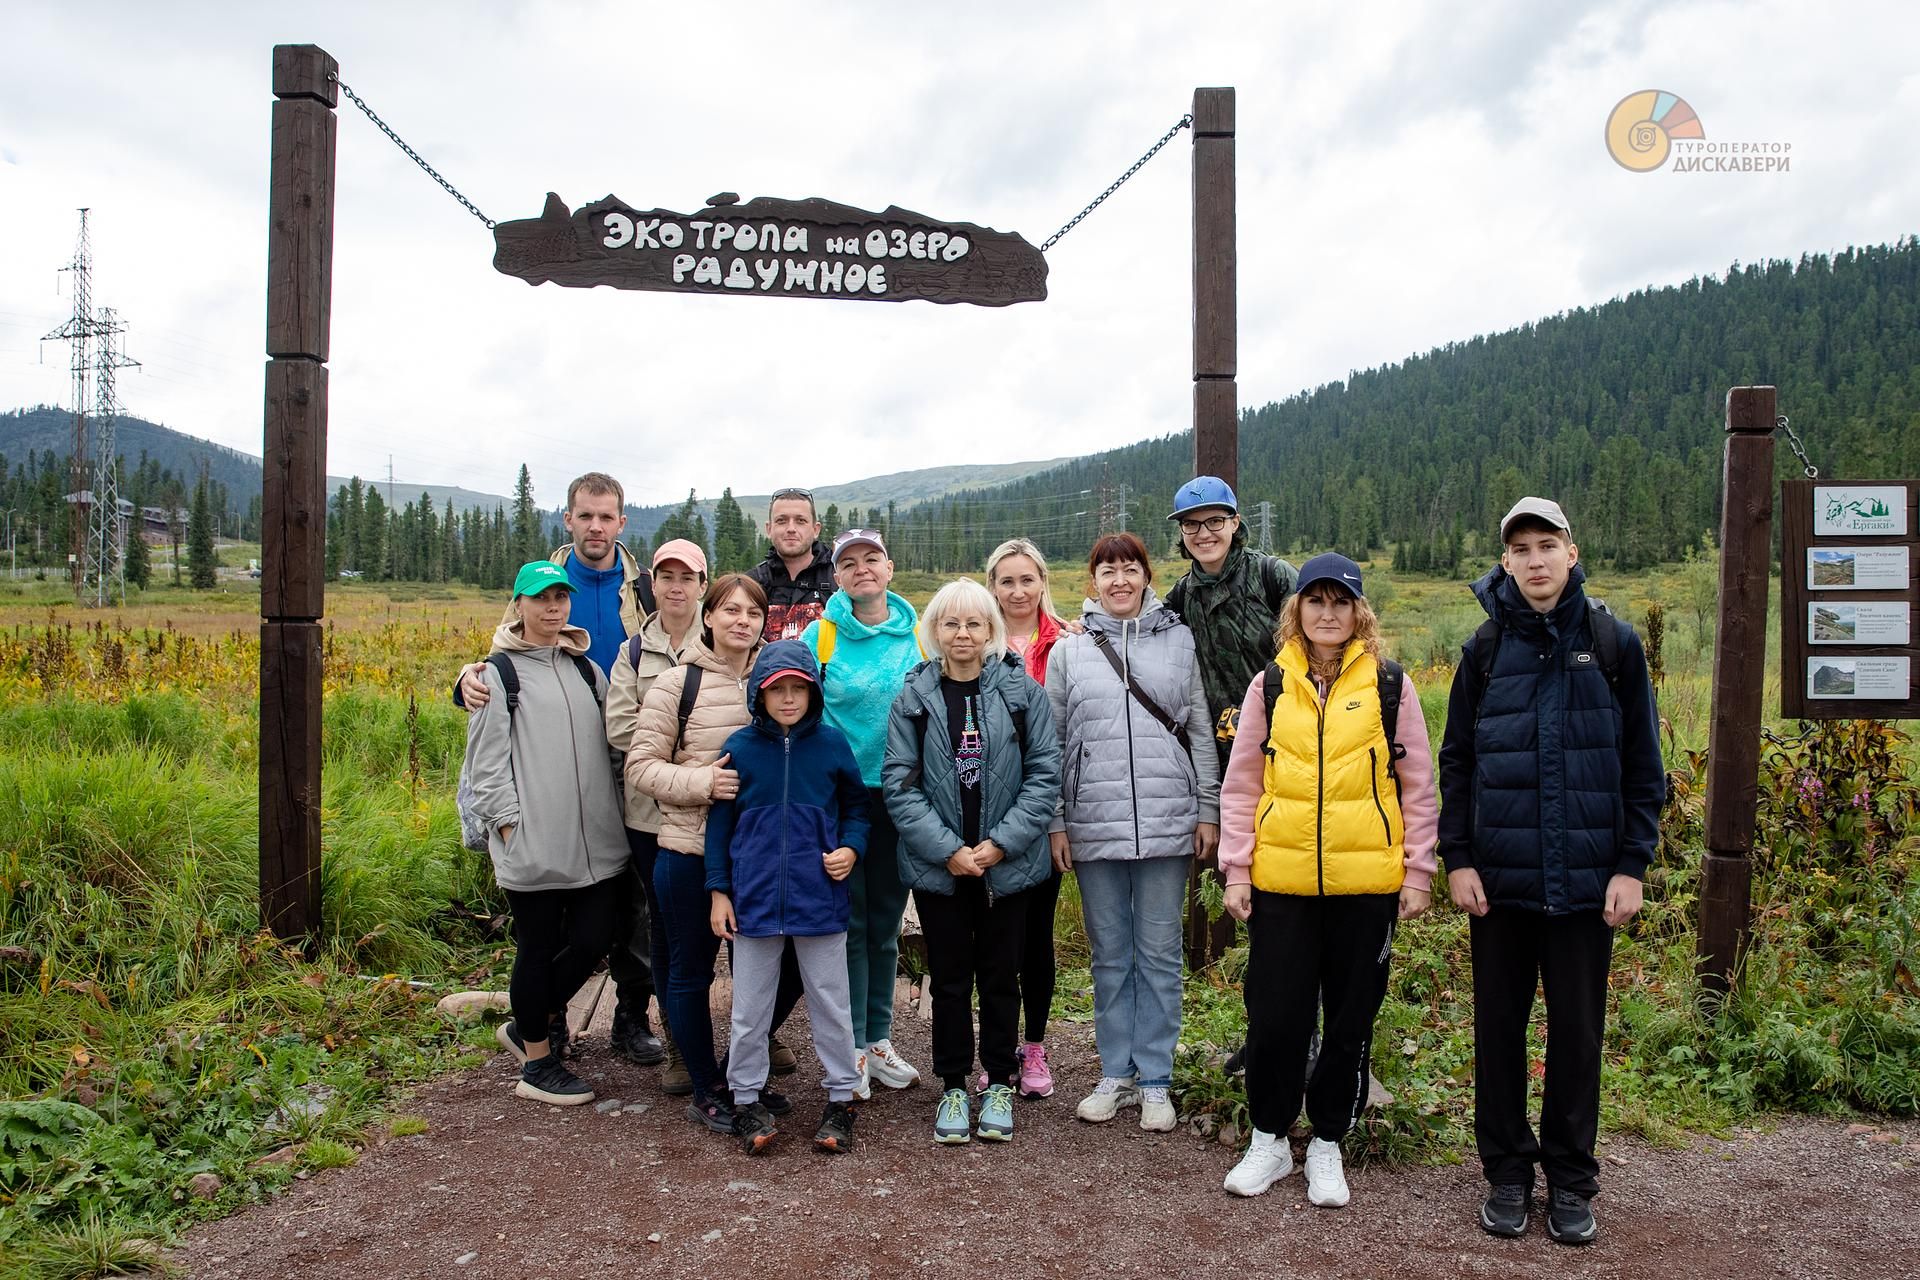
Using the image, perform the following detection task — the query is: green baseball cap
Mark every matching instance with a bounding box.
[512,561,575,598]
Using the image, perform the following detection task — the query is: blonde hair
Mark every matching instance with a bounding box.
[919,577,1008,666]
[984,538,1065,622]
[1275,581,1387,665]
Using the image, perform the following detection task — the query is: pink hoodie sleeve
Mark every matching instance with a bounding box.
[1393,673,1439,893]
[1217,673,1269,889]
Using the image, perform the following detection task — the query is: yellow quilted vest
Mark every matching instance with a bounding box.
[1251,638,1407,896]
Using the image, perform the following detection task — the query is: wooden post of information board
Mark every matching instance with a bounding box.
[1698,385,1776,992]
[1188,86,1237,966]
[260,44,337,942]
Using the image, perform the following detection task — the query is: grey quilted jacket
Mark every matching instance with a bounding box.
[1044,591,1220,862]
[882,652,1062,899]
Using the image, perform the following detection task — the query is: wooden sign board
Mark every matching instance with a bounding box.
[1780,478,1920,718]
[493,192,1046,306]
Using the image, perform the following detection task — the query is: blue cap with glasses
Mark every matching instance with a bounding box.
[1168,475,1238,521]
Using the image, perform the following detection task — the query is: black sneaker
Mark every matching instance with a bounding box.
[515,1055,594,1106]
[1546,1188,1597,1245]
[547,1015,573,1061]
[610,1001,668,1066]
[496,1020,528,1065]
[1222,1044,1246,1077]
[759,1086,793,1117]
[733,1101,778,1155]
[814,1100,857,1154]
[1479,1183,1530,1238]
[686,1095,737,1134]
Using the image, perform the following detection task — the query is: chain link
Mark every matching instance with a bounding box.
[329,75,495,229]
[1040,114,1193,253]
[1776,413,1818,478]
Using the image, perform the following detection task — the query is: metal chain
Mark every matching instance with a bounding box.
[329,75,495,229]
[1777,413,1818,478]
[1040,114,1193,253]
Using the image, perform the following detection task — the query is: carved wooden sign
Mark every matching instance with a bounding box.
[492,192,1046,306]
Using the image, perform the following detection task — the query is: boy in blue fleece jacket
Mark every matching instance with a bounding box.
[707,639,871,1154]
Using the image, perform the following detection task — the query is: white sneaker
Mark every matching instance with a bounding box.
[1304,1136,1350,1207]
[1139,1085,1177,1132]
[1074,1076,1140,1123]
[852,1050,872,1102]
[1223,1129,1295,1197]
[866,1039,920,1089]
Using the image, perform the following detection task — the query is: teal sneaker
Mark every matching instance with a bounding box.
[933,1088,972,1145]
[977,1083,1015,1142]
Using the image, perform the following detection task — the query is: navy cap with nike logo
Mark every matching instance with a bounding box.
[1294,552,1366,599]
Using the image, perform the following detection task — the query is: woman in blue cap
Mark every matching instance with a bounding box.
[1214,553,1437,1207]
[460,562,630,1107]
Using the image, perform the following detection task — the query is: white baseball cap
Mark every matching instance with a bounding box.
[1500,496,1572,543]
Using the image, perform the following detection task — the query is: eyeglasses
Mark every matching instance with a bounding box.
[938,617,990,634]
[1178,514,1232,535]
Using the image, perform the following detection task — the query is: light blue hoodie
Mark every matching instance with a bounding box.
[802,589,921,787]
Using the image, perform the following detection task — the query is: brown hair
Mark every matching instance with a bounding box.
[1086,532,1152,580]
[700,573,768,646]
[1275,580,1387,669]
[566,472,624,512]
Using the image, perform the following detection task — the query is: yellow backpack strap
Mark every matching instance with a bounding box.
[815,618,836,667]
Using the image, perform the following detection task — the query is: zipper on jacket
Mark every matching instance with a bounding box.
[1315,694,1326,896]
[556,649,596,884]
[780,732,791,934]
[1368,747,1392,846]
[1124,618,1141,858]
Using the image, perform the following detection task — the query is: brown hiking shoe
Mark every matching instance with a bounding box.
[768,1035,799,1076]
[660,1027,693,1096]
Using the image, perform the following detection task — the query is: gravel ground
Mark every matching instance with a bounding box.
[173,985,1920,1280]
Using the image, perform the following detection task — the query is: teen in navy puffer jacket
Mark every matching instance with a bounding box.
[705,640,871,1152]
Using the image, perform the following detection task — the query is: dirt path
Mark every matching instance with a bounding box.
[173,992,1920,1280]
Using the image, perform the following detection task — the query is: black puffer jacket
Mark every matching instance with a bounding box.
[1436,565,1664,914]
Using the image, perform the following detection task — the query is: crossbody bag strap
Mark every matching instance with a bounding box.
[1092,631,1191,755]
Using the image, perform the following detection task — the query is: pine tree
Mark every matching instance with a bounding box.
[361,488,388,581]
[440,498,458,582]
[511,464,543,565]
[821,503,843,542]
[125,526,151,589]
[712,488,751,572]
[187,475,218,589]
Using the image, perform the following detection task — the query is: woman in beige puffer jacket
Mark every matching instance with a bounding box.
[626,573,768,1125]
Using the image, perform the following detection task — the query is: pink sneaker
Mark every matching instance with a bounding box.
[1018,1042,1054,1098]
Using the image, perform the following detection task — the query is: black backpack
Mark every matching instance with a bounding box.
[1468,600,1625,701]
[483,650,602,717]
[1259,656,1409,790]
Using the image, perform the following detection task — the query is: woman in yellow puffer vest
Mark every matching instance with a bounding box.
[1214,554,1439,1209]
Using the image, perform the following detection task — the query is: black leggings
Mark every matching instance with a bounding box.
[1019,868,1061,1042]
[505,883,617,1046]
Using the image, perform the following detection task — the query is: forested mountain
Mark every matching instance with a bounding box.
[881,238,1920,571]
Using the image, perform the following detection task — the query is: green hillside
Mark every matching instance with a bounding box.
[884,237,1920,571]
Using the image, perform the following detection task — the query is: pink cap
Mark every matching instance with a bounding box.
[757,667,815,690]
[652,538,708,576]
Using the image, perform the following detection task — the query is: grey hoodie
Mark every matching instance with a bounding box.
[461,619,629,893]
[1044,589,1221,861]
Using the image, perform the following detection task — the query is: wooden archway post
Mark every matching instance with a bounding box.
[1698,385,1776,991]
[1188,86,1237,967]
[260,44,338,941]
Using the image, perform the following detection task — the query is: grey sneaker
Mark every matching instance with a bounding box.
[1546,1188,1596,1245]
[1480,1183,1530,1238]
[933,1088,972,1145]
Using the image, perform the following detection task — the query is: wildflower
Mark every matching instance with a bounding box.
[1851,787,1871,810]
[1798,772,1825,801]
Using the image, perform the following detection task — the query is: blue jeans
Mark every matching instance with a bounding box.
[1074,855,1191,1088]
[653,848,724,1100]
[849,789,908,1046]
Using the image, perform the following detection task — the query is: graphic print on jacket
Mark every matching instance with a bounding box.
[1252,638,1407,897]
[704,640,872,937]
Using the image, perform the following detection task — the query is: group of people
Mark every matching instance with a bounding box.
[456,472,1663,1247]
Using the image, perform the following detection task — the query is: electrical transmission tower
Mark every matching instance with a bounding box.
[40,210,137,605]
[1255,500,1274,553]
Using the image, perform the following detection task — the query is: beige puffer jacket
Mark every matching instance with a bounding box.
[605,612,694,833]
[625,635,762,855]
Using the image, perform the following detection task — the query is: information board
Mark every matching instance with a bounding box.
[1780,478,1920,718]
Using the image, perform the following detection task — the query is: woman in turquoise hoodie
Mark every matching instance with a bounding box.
[801,527,925,1099]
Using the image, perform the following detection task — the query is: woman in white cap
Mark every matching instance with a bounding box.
[1216,552,1436,1208]
[461,561,629,1107]
[801,528,926,1097]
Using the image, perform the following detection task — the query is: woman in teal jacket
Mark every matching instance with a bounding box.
[800,527,925,1098]
[883,577,1061,1144]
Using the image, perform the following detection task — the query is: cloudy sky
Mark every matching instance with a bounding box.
[3,0,1915,509]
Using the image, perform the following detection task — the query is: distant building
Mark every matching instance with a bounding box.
[65,492,187,546]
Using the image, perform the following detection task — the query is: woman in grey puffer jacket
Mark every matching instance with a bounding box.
[1045,533,1220,1133]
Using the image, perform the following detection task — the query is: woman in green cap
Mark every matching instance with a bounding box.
[460,561,630,1106]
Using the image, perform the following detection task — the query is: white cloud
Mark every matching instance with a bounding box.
[1,0,1913,507]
